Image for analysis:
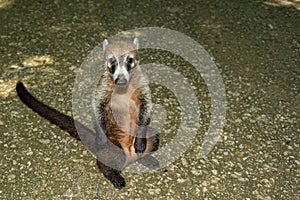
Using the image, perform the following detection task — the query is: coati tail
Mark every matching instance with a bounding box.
[16,81,80,140]
[15,81,126,170]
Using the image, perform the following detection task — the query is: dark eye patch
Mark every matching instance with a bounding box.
[108,57,116,74]
[127,57,133,64]
[126,56,135,71]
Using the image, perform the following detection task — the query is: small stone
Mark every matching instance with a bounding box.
[44,157,50,162]
[177,178,186,183]
[212,159,219,165]
[202,181,208,187]
[65,189,73,197]
[246,135,253,139]
[8,174,16,180]
[191,169,200,176]
[69,66,76,71]
[39,139,50,144]
[212,169,218,175]
[235,118,242,123]
[148,188,161,195]
[26,150,33,156]
[181,158,188,166]
[238,177,248,182]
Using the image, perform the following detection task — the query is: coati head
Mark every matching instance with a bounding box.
[103,38,139,87]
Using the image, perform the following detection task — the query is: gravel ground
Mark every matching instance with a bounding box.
[1,0,299,199]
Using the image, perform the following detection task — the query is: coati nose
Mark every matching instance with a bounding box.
[115,74,127,86]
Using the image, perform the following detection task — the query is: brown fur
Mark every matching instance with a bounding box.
[92,38,159,188]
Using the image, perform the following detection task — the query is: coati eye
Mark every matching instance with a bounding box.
[110,63,116,73]
[127,57,133,64]
[126,56,134,71]
[108,58,116,74]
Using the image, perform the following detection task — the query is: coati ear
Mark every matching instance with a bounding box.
[133,38,139,50]
[103,39,109,51]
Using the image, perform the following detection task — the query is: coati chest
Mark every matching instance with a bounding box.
[105,86,142,154]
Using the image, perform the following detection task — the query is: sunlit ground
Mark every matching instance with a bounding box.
[0,0,15,9]
[264,0,300,10]
[0,55,55,98]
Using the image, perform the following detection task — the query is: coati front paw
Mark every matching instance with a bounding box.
[135,126,147,153]
[134,138,147,153]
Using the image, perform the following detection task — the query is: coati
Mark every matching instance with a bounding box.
[16,38,159,189]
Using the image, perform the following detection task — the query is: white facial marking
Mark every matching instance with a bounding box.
[103,39,109,51]
[133,38,139,50]
[113,64,129,83]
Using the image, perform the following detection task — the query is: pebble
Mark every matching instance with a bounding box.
[211,169,218,175]
[38,139,50,144]
[148,188,161,195]
[8,174,16,180]
[191,169,201,176]
[177,178,186,183]
[65,189,73,197]
[212,158,219,165]
[44,158,51,162]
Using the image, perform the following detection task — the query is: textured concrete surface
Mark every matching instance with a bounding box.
[1,0,299,199]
